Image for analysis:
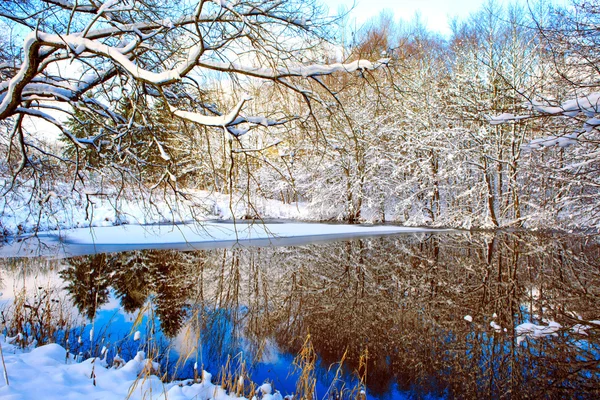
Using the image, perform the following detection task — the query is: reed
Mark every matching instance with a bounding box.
[1,286,79,349]
[0,280,371,400]
[292,333,317,400]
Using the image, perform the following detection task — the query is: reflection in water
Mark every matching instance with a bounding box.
[3,232,600,398]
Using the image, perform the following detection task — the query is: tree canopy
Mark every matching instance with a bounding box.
[0,0,387,193]
[1,0,600,232]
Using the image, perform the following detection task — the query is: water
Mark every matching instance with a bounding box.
[1,230,600,399]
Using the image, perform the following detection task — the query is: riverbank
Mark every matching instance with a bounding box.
[0,221,444,258]
[0,337,282,400]
[0,186,309,238]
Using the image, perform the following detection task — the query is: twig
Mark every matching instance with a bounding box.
[0,341,9,386]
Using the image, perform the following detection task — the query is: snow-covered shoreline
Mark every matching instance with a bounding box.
[0,183,473,242]
[0,338,281,400]
[0,220,447,258]
[0,187,310,238]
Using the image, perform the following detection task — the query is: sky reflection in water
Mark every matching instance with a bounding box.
[1,231,599,399]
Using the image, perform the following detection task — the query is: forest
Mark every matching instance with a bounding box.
[1,0,599,232]
[2,2,600,398]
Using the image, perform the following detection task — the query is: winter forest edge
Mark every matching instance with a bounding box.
[1,0,599,235]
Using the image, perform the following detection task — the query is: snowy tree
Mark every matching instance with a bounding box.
[498,0,600,132]
[490,1,600,228]
[442,1,555,227]
[0,0,388,205]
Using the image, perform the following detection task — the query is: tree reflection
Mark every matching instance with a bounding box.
[110,251,151,313]
[266,233,600,398]
[58,232,600,398]
[60,253,111,320]
[61,249,197,337]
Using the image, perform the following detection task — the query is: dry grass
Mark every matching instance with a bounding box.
[293,333,317,400]
[1,286,79,350]
[0,282,371,400]
[218,353,256,398]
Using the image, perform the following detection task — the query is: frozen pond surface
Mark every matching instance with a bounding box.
[0,221,444,258]
[1,229,600,399]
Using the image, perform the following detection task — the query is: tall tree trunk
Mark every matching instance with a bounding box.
[483,158,499,227]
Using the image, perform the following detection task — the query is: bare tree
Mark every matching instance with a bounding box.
[491,0,600,141]
[489,1,600,228]
[0,0,388,205]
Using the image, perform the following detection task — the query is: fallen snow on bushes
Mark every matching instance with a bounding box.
[0,338,280,400]
[515,321,562,346]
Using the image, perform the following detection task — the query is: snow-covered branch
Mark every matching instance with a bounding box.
[0,0,393,210]
[0,0,385,134]
[170,96,252,127]
[198,58,390,80]
[490,93,600,150]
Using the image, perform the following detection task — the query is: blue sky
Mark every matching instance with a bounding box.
[324,0,568,35]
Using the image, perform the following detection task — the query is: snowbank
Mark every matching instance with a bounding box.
[0,338,281,400]
[59,221,434,246]
[0,183,308,237]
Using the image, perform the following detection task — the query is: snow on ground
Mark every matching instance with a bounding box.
[0,179,448,258]
[0,337,281,400]
[0,183,309,237]
[0,221,443,258]
[0,177,459,241]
